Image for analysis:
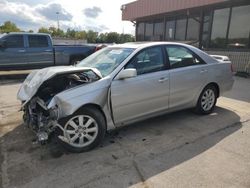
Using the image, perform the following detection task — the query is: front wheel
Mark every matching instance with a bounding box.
[57,107,106,153]
[195,85,217,115]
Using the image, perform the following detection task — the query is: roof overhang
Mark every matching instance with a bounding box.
[122,0,229,21]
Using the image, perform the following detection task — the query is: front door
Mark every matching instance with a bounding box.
[26,35,54,68]
[0,35,27,69]
[111,46,170,125]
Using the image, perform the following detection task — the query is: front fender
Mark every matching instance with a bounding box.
[49,87,108,117]
[47,84,116,130]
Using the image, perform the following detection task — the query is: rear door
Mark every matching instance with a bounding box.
[111,46,170,125]
[0,34,27,69]
[165,45,209,109]
[26,35,54,68]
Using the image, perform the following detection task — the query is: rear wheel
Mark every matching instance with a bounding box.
[57,107,106,153]
[195,85,217,115]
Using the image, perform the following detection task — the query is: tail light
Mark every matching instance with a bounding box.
[95,44,107,52]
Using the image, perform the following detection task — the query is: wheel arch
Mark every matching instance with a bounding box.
[205,82,220,98]
[75,103,107,128]
[193,82,220,107]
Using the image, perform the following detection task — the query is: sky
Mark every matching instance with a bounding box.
[0,0,136,35]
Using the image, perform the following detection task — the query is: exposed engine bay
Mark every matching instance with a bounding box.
[21,69,100,144]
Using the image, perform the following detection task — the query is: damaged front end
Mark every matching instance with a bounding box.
[22,97,59,143]
[18,67,101,144]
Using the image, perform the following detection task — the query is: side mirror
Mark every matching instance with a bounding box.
[0,40,6,48]
[118,68,137,80]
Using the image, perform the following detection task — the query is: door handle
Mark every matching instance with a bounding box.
[200,69,208,73]
[44,49,52,52]
[18,49,26,53]
[158,77,168,83]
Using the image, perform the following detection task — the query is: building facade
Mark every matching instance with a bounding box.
[122,0,250,73]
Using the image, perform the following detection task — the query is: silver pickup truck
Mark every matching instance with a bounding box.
[0,33,98,70]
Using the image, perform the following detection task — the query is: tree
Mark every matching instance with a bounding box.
[119,34,135,43]
[106,32,120,43]
[0,21,135,43]
[86,30,98,43]
[96,33,107,43]
[38,27,51,34]
[48,27,64,37]
[75,31,87,39]
[0,21,21,33]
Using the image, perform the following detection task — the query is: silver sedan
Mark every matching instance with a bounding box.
[17,42,234,152]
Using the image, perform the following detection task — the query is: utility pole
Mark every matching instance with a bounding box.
[56,12,60,31]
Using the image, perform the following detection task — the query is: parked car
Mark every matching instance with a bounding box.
[0,32,99,70]
[17,42,234,152]
[210,55,231,63]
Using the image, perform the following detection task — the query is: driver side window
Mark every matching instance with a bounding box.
[125,47,165,75]
[4,35,24,48]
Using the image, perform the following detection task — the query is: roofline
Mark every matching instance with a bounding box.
[110,41,198,49]
[4,32,51,36]
[121,0,230,21]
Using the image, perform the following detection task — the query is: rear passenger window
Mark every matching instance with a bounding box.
[28,36,49,47]
[126,47,165,75]
[166,46,204,69]
[5,35,24,48]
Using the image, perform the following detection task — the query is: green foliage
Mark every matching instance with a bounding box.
[97,32,135,43]
[38,27,50,34]
[119,33,135,43]
[86,30,98,43]
[106,32,120,43]
[66,28,76,38]
[75,31,87,39]
[48,27,64,37]
[97,33,107,43]
[0,21,21,33]
[1,21,135,43]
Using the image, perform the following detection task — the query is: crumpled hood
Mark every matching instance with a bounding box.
[17,66,102,103]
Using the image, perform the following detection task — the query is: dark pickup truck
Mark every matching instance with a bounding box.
[0,33,99,70]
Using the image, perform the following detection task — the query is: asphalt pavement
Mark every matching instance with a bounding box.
[0,76,249,188]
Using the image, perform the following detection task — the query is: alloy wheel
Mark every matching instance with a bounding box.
[64,115,98,148]
[201,89,215,111]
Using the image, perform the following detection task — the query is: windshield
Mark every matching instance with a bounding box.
[77,47,135,77]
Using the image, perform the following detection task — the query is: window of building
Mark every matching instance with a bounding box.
[5,35,24,48]
[137,22,145,41]
[186,16,200,42]
[175,18,187,41]
[145,22,154,41]
[165,46,204,69]
[153,20,164,41]
[165,20,175,41]
[201,11,213,49]
[210,8,230,48]
[126,47,165,75]
[228,5,250,49]
[28,35,49,48]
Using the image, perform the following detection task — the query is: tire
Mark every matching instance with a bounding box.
[57,107,106,153]
[195,85,218,115]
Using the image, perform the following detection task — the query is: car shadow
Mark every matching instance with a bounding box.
[222,76,250,103]
[0,106,242,187]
